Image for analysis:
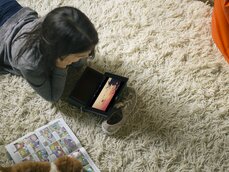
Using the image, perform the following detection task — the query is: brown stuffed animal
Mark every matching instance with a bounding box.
[0,156,83,172]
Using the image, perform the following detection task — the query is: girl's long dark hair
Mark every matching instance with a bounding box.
[17,6,99,69]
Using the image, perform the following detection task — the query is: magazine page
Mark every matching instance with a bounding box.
[5,132,38,163]
[5,118,100,171]
[33,118,82,162]
[5,118,82,162]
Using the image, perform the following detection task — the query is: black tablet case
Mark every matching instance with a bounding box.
[68,67,128,118]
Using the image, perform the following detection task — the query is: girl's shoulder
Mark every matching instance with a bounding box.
[13,43,44,72]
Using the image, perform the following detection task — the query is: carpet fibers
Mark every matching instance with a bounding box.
[0,0,229,171]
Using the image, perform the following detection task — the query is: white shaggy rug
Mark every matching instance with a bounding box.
[1,0,228,171]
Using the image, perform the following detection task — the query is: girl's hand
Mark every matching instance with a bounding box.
[55,58,70,69]
[55,57,80,69]
[55,50,92,69]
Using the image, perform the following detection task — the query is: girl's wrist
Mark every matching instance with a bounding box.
[55,64,67,69]
[55,58,68,69]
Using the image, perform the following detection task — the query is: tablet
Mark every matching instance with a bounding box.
[68,67,128,118]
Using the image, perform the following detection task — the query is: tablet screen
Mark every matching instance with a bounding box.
[91,77,122,111]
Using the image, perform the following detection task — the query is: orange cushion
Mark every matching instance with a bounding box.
[212,0,229,63]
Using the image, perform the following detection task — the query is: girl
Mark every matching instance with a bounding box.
[0,0,99,101]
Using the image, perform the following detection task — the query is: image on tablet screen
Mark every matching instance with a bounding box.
[92,78,121,111]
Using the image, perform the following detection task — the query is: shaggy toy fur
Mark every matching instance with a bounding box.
[0,156,82,172]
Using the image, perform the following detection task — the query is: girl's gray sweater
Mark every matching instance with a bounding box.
[0,7,67,102]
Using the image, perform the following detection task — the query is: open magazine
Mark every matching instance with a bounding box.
[5,118,100,172]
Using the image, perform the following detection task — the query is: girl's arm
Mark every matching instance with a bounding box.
[20,67,67,102]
